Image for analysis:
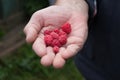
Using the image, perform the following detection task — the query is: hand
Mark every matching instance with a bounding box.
[24,3,88,68]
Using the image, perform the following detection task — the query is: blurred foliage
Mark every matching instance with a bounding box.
[24,0,49,16]
[0,44,83,80]
[0,28,6,40]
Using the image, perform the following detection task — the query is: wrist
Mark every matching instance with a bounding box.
[55,0,89,20]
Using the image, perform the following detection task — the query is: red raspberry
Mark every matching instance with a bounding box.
[54,29,59,34]
[44,35,53,46]
[43,22,71,54]
[44,30,52,35]
[50,31,59,39]
[53,46,59,53]
[61,23,71,34]
[59,29,67,36]
[51,39,61,47]
[59,35,67,45]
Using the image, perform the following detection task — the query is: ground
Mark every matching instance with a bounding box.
[0,44,83,80]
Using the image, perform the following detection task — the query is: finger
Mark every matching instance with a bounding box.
[41,47,55,67]
[32,34,46,57]
[53,48,66,69]
[61,44,80,59]
[40,25,55,34]
[65,36,84,46]
[24,11,43,43]
[58,47,66,55]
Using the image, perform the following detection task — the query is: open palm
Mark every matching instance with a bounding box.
[24,5,88,68]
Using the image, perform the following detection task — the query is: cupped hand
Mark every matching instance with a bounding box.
[24,5,88,68]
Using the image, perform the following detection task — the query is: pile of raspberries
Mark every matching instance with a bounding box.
[44,22,71,53]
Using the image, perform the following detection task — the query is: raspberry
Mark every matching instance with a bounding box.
[44,35,53,46]
[53,46,59,53]
[54,29,59,34]
[61,23,71,34]
[44,30,52,35]
[43,22,71,53]
[59,29,67,36]
[51,39,61,47]
[50,31,59,39]
[59,35,67,45]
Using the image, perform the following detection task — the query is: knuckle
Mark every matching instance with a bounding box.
[32,10,40,18]
[23,27,27,34]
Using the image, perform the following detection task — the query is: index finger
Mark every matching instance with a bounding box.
[24,11,44,43]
